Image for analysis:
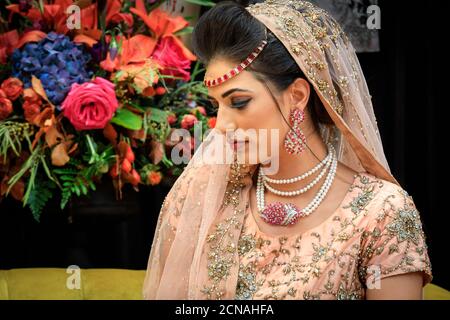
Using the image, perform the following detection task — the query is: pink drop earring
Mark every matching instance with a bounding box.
[284,108,307,154]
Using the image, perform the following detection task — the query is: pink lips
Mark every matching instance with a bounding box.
[228,140,248,151]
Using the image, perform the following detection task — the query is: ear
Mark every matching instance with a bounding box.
[285,78,310,112]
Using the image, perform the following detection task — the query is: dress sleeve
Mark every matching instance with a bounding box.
[142,167,194,299]
[358,185,433,288]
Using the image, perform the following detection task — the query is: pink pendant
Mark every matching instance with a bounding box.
[260,202,305,226]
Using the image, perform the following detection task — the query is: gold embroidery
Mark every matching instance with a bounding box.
[200,161,248,300]
[247,0,349,116]
[235,173,431,299]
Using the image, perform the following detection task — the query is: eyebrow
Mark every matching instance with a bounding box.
[207,88,253,100]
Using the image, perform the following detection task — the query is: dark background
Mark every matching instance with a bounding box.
[0,1,448,290]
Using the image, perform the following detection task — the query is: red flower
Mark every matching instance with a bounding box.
[155,87,166,95]
[130,169,141,186]
[0,92,13,121]
[22,100,42,124]
[167,113,177,125]
[121,158,132,173]
[1,77,23,101]
[181,114,198,129]
[152,36,193,82]
[61,77,118,131]
[147,171,162,186]
[125,146,135,163]
[0,30,19,64]
[207,117,217,128]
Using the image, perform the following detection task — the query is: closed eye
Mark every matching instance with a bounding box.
[231,98,251,109]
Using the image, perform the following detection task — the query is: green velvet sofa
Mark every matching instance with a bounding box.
[0,268,449,300]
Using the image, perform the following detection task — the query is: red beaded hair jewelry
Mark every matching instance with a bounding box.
[203,38,268,87]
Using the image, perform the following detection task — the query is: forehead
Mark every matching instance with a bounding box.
[204,58,258,96]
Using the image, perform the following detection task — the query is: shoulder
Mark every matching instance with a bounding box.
[344,172,425,236]
[355,173,433,286]
[349,172,417,214]
[355,173,430,259]
[354,172,422,228]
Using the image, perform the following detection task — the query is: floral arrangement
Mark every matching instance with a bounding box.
[0,0,216,221]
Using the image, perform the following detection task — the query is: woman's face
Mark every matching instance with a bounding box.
[205,58,310,167]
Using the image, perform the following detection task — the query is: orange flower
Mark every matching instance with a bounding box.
[1,78,23,101]
[22,100,42,125]
[130,1,196,60]
[147,171,162,186]
[7,0,79,35]
[100,35,157,72]
[131,2,188,38]
[207,117,217,129]
[7,1,133,48]
[111,58,161,93]
[0,95,13,121]
[23,88,41,103]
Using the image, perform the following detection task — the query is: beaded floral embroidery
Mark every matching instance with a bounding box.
[235,173,432,300]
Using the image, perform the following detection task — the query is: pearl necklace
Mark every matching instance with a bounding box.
[260,143,333,184]
[262,146,333,196]
[256,147,337,226]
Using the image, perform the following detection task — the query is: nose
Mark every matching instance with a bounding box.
[214,106,236,134]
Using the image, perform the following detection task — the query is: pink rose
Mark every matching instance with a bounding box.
[152,36,191,82]
[61,77,118,131]
[181,114,198,129]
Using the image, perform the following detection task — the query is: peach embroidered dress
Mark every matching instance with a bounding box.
[235,172,433,300]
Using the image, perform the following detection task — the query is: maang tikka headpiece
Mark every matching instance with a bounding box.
[203,30,268,87]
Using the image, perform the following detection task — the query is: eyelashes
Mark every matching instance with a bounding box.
[231,99,251,109]
[209,98,252,111]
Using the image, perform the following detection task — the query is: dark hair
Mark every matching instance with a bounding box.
[191,0,333,129]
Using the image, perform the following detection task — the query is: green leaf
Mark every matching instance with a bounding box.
[27,181,56,222]
[110,108,143,130]
[149,108,169,123]
[174,26,194,36]
[184,0,215,7]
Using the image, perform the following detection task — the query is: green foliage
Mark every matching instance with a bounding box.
[54,166,98,210]
[110,108,143,130]
[28,180,56,222]
[53,135,116,209]
[6,143,59,207]
[174,26,194,36]
[0,121,33,161]
[184,0,216,7]
[144,107,171,142]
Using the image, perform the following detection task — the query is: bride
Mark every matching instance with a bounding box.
[142,0,432,300]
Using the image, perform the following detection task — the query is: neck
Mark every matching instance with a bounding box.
[260,128,328,192]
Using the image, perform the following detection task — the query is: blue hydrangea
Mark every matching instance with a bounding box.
[11,32,93,106]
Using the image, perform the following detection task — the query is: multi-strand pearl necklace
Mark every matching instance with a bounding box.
[256,144,337,226]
